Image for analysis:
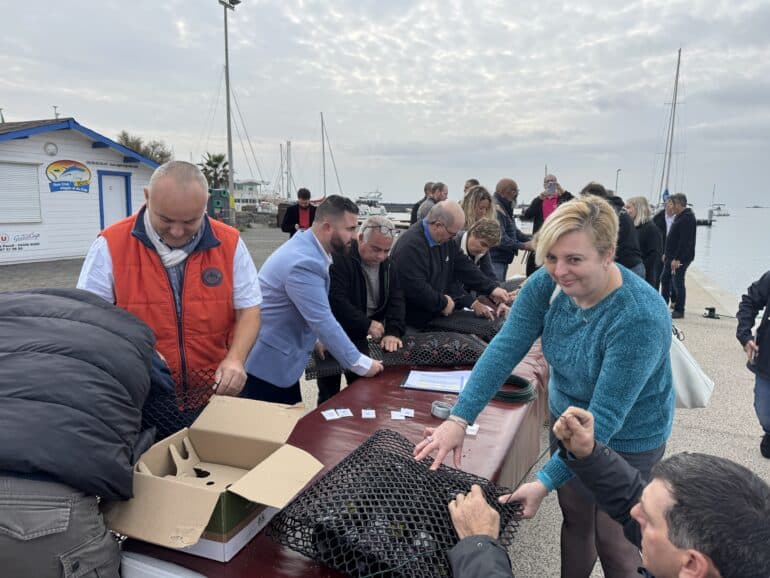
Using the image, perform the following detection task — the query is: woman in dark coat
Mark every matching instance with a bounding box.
[625,196,663,287]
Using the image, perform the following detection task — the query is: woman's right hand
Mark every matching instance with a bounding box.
[413,419,466,470]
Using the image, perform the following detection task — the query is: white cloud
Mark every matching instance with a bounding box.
[1,0,769,205]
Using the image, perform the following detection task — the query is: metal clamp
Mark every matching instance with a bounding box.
[431,400,454,419]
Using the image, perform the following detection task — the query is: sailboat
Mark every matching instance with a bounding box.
[710,184,730,217]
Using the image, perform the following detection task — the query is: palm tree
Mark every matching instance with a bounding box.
[199,153,229,189]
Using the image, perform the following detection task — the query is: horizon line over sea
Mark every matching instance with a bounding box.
[693,208,769,302]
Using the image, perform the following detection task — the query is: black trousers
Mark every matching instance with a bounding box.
[317,371,359,405]
[241,373,302,405]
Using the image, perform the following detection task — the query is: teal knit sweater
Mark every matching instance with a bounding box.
[452,266,674,491]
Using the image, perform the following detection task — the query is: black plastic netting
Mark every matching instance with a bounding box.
[268,429,522,578]
[141,369,215,441]
[424,310,505,342]
[305,332,489,380]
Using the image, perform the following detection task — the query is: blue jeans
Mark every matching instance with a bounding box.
[491,261,509,282]
[661,259,690,313]
[755,374,770,434]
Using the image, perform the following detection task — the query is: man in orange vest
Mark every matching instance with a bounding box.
[77,161,262,407]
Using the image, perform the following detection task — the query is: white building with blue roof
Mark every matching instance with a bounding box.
[0,117,159,264]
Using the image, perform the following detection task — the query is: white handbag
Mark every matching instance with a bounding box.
[670,325,714,409]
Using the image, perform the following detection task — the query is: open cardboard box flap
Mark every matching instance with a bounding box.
[190,396,306,447]
[105,396,322,550]
[105,471,222,548]
[229,444,322,508]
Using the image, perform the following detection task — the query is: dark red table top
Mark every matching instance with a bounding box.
[128,346,548,577]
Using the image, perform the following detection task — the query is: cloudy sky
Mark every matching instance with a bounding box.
[2,0,769,206]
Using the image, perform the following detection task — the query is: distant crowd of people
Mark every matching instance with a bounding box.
[2,160,768,578]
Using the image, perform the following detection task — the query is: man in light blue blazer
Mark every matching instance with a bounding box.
[243,195,384,404]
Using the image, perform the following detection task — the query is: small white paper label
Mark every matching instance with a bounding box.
[335,408,354,417]
[362,409,376,419]
[391,411,405,420]
[465,423,480,436]
[401,408,415,417]
[321,409,341,420]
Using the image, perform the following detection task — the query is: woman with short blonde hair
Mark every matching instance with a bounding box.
[534,194,619,266]
[417,195,674,577]
[625,196,664,288]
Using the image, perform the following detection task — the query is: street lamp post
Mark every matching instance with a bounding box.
[615,168,621,195]
[219,0,240,224]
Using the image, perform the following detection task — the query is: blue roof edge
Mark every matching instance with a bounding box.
[0,118,160,169]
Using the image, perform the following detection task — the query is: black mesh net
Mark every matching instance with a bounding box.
[423,310,505,342]
[305,332,489,380]
[141,369,215,441]
[268,429,522,578]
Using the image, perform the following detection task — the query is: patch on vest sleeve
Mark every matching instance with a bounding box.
[201,267,224,287]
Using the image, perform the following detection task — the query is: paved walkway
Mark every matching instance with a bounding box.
[2,225,766,576]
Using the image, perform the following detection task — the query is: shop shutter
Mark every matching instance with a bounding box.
[0,162,42,223]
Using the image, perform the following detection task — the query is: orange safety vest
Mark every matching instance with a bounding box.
[101,211,238,404]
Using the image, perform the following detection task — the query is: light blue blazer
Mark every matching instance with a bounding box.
[244,230,363,387]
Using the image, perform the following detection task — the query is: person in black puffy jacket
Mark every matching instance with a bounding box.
[737,270,770,458]
[0,288,156,578]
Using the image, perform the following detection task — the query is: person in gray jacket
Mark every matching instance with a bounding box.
[0,289,157,578]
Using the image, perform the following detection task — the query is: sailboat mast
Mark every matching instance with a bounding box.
[287,140,292,198]
[321,112,327,199]
[658,48,681,204]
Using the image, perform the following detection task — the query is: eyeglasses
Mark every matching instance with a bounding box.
[361,224,396,236]
[434,221,459,236]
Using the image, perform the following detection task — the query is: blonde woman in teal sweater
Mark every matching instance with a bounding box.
[415,195,674,577]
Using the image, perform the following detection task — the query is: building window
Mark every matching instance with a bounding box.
[0,162,42,223]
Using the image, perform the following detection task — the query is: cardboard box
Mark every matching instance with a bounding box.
[106,396,323,562]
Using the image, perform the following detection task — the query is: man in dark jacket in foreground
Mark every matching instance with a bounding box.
[737,270,770,458]
[660,193,697,318]
[0,289,156,578]
[447,407,770,577]
[319,215,406,403]
[390,201,510,330]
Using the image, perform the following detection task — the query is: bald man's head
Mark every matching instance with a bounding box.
[144,161,209,248]
[427,201,466,244]
[495,178,519,201]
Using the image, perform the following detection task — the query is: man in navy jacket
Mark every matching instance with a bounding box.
[660,194,697,318]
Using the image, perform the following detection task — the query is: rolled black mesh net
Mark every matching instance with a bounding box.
[424,310,505,342]
[305,332,489,380]
[268,429,522,578]
[141,369,216,441]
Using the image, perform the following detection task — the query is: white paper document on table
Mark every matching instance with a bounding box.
[401,370,473,394]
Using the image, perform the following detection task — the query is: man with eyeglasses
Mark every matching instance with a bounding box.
[318,215,406,403]
[489,178,533,281]
[391,201,510,330]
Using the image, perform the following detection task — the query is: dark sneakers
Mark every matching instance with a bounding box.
[672,311,684,319]
[762,434,770,459]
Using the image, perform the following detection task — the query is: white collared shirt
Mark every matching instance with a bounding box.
[77,236,262,309]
